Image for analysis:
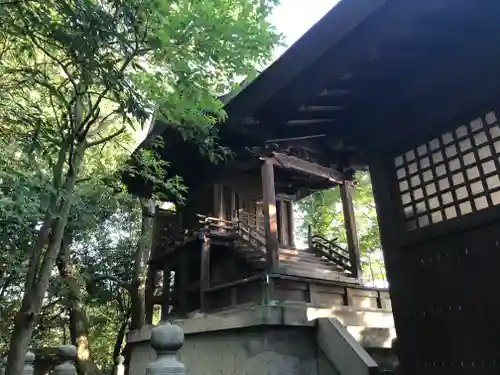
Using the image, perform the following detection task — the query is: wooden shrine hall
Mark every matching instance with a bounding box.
[125,0,500,374]
[139,131,368,313]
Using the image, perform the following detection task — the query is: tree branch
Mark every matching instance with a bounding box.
[91,275,131,292]
[86,126,126,147]
[86,109,121,138]
[14,8,78,93]
[79,52,138,136]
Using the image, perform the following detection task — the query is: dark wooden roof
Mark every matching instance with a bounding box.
[127,0,500,196]
[224,0,500,155]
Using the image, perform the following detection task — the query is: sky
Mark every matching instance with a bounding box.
[270,0,341,60]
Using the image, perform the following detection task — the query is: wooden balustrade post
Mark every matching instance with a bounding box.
[199,230,210,311]
[213,184,224,221]
[340,183,363,280]
[147,322,185,375]
[261,158,279,271]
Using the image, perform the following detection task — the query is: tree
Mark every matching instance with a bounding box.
[296,172,387,285]
[0,1,281,374]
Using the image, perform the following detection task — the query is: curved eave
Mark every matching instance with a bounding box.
[224,0,388,130]
[223,0,500,156]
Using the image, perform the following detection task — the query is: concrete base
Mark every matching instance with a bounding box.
[126,304,395,375]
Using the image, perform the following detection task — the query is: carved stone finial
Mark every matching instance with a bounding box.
[147,322,185,375]
[0,357,7,375]
[114,355,125,375]
[23,351,35,375]
[53,345,77,375]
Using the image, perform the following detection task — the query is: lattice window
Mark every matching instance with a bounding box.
[394,111,500,231]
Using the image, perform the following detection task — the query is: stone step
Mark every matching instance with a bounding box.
[234,242,351,274]
[280,260,348,275]
[243,250,347,268]
[279,257,344,272]
[278,265,355,283]
[279,252,344,269]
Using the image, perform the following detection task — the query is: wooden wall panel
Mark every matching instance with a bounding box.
[273,279,309,303]
[313,291,344,308]
[370,110,500,375]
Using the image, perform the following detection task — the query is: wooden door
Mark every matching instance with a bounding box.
[371,110,500,375]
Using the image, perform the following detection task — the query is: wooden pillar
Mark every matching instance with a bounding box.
[308,224,312,249]
[288,202,296,249]
[199,232,210,311]
[340,183,363,279]
[213,184,223,219]
[145,267,156,325]
[161,265,171,320]
[277,200,284,246]
[261,158,279,271]
[230,187,236,220]
[178,253,188,315]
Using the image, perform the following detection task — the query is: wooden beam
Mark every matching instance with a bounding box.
[286,119,336,126]
[299,105,346,112]
[270,151,346,183]
[199,232,211,311]
[340,183,362,280]
[318,88,353,97]
[261,158,280,271]
[265,133,326,143]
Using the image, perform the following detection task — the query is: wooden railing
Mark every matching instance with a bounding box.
[158,227,199,252]
[236,210,265,231]
[197,214,234,232]
[308,225,353,275]
[196,214,267,257]
[235,219,267,257]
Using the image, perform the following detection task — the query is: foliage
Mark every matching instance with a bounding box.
[296,172,387,285]
[0,0,282,373]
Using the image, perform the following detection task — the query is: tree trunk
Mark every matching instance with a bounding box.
[57,231,103,375]
[130,198,155,330]
[5,142,86,375]
[113,309,131,361]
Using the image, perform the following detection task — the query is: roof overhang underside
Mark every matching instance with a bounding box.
[224,0,500,158]
[126,0,500,197]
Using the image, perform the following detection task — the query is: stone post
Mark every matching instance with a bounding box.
[0,358,6,375]
[391,338,401,374]
[113,355,125,375]
[147,322,185,375]
[53,345,77,375]
[23,351,35,375]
